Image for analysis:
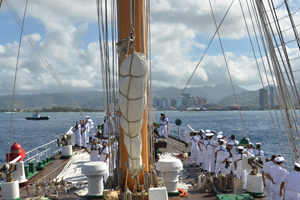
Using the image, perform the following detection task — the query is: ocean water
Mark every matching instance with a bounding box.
[0,110,296,169]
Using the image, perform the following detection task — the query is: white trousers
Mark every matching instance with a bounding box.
[86,130,89,144]
[90,150,99,161]
[81,132,86,147]
[284,190,300,200]
[202,151,207,170]
[265,179,272,200]
[271,184,283,200]
[159,125,167,138]
[198,149,203,164]
[190,148,199,165]
[206,152,215,173]
[215,160,225,174]
[76,131,81,146]
[90,128,94,140]
[236,166,247,189]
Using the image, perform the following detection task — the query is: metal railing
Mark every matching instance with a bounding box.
[23,127,73,164]
[168,123,190,143]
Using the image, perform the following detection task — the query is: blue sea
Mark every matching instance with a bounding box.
[0,110,296,170]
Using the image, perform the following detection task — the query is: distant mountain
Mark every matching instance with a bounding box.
[0,91,103,110]
[218,90,259,106]
[152,84,247,102]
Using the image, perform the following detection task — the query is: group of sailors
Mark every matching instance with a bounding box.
[73,115,118,182]
[73,116,95,148]
[189,129,300,199]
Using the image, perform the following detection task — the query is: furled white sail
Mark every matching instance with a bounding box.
[119,51,148,175]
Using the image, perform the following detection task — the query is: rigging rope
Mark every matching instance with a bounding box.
[8,0,28,156]
[4,0,85,114]
[167,0,235,119]
[209,0,248,137]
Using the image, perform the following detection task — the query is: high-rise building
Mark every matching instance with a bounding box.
[176,96,184,108]
[159,99,164,107]
[259,89,268,107]
[270,86,274,108]
[164,99,171,108]
[188,99,195,107]
[170,99,176,107]
[153,97,159,108]
[182,93,190,107]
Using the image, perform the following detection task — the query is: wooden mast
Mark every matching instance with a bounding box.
[118,0,149,191]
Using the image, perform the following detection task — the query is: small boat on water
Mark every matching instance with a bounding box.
[25,111,49,120]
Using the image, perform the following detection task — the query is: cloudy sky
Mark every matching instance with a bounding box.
[0,0,300,96]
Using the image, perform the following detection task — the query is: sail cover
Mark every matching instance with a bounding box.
[119,51,148,175]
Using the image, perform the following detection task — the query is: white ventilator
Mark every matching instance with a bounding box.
[119,52,148,175]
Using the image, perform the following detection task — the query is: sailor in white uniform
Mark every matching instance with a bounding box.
[81,120,87,148]
[280,163,300,200]
[204,132,216,173]
[262,155,277,200]
[265,156,287,200]
[74,121,81,147]
[245,143,254,155]
[197,130,204,166]
[224,142,234,175]
[190,132,200,166]
[99,140,109,182]
[85,138,102,161]
[234,146,248,189]
[159,113,168,138]
[85,119,90,144]
[215,139,226,174]
[228,134,239,155]
[103,115,108,137]
[87,119,95,141]
[253,143,264,157]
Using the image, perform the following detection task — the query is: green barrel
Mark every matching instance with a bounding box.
[37,161,45,171]
[239,136,251,148]
[24,165,30,178]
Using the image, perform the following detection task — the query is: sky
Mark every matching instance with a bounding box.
[0,0,300,96]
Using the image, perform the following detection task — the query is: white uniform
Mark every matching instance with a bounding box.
[99,146,109,182]
[112,141,118,169]
[75,124,81,146]
[86,122,90,143]
[215,144,226,174]
[103,116,107,137]
[202,139,207,170]
[224,148,234,175]
[266,165,287,200]
[234,153,248,189]
[245,148,254,156]
[197,135,204,165]
[262,161,275,200]
[81,124,87,147]
[228,140,239,155]
[190,136,200,165]
[204,139,216,173]
[282,171,300,200]
[253,148,264,157]
[87,144,102,161]
[89,120,95,140]
[159,117,168,138]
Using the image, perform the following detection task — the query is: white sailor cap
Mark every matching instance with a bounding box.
[275,157,284,162]
[205,133,214,137]
[85,116,90,119]
[237,146,244,150]
[217,135,223,139]
[93,138,98,141]
[219,139,225,143]
[217,131,223,135]
[206,130,211,133]
[200,129,205,133]
[256,143,261,145]
[249,143,254,146]
[228,142,234,146]
[88,119,92,122]
[102,139,108,143]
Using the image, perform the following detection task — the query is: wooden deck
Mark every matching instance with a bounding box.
[6,137,267,200]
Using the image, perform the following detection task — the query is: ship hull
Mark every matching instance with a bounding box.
[25,116,49,120]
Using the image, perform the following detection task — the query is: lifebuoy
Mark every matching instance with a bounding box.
[177,188,188,197]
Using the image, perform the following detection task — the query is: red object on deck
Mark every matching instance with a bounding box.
[6,142,26,162]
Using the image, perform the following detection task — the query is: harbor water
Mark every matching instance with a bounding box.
[0,110,296,169]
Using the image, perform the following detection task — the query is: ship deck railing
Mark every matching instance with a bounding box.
[23,127,73,164]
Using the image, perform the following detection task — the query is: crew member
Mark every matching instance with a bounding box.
[99,140,109,182]
[204,132,216,173]
[245,143,254,155]
[262,155,277,200]
[253,143,264,157]
[85,119,90,144]
[197,129,204,166]
[85,138,101,161]
[265,156,287,200]
[234,146,248,189]
[228,134,239,155]
[215,139,226,174]
[225,142,234,175]
[159,113,168,139]
[81,120,87,148]
[88,119,95,141]
[190,132,200,166]
[280,163,300,200]
[74,121,81,147]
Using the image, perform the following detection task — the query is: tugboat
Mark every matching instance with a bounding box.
[25,111,50,120]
